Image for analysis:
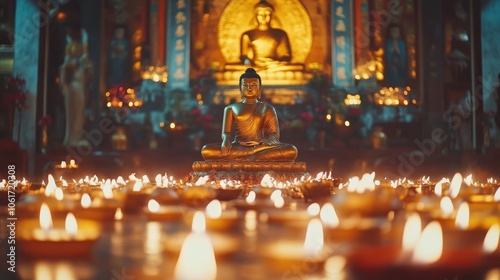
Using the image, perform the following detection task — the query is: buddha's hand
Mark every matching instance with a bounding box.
[221,138,231,156]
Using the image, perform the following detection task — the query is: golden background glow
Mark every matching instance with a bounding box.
[217,0,313,65]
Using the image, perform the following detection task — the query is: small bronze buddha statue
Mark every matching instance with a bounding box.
[201,68,298,161]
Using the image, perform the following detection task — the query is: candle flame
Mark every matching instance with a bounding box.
[412,221,443,264]
[402,213,422,254]
[61,179,68,187]
[483,224,500,254]
[81,193,92,208]
[440,196,454,217]
[174,224,216,280]
[65,213,78,237]
[61,161,67,168]
[303,218,324,258]
[246,191,256,204]
[194,175,209,186]
[133,181,143,192]
[39,203,53,231]
[319,202,339,228]
[155,174,162,187]
[55,187,64,201]
[45,174,57,197]
[449,173,462,198]
[117,176,126,185]
[307,203,320,216]
[434,181,443,196]
[148,199,160,213]
[270,189,282,202]
[142,175,150,184]
[260,174,274,188]
[114,208,123,220]
[464,174,473,186]
[273,196,285,208]
[69,159,76,166]
[494,188,500,202]
[455,202,470,230]
[101,180,114,199]
[192,211,206,233]
[205,200,222,218]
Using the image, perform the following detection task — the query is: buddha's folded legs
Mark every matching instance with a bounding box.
[201,143,298,162]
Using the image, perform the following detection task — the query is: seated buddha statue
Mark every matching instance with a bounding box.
[225,0,303,73]
[201,68,298,161]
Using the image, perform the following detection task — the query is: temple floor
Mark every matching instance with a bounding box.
[1,143,500,280]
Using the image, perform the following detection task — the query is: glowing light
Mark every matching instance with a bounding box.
[412,221,443,264]
[65,213,78,238]
[174,212,216,280]
[55,187,64,201]
[148,199,160,213]
[192,211,206,233]
[246,191,256,204]
[133,181,143,192]
[455,202,470,230]
[81,193,92,208]
[303,218,324,258]
[402,213,421,254]
[494,188,500,202]
[39,203,53,231]
[449,173,462,198]
[306,203,320,216]
[483,224,500,254]
[320,202,339,228]
[440,197,454,217]
[206,199,222,218]
[114,208,123,220]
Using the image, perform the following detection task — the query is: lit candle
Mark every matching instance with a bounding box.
[261,217,329,272]
[18,203,100,258]
[174,211,217,280]
[144,199,183,221]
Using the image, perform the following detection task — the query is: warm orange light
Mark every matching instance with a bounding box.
[455,202,470,230]
[494,187,500,202]
[39,203,53,231]
[65,213,78,238]
[320,202,339,228]
[449,172,462,198]
[206,199,222,218]
[81,193,92,208]
[148,199,161,213]
[483,224,500,254]
[412,221,443,264]
[303,218,324,258]
[246,191,256,204]
[114,208,123,221]
[440,196,454,217]
[402,213,422,254]
[192,211,206,233]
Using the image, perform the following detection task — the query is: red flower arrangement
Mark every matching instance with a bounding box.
[38,115,53,127]
[190,107,214,129]
[2,76,28,110]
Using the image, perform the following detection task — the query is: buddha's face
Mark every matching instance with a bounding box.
[240,78,261,100]
[255,7,272,27]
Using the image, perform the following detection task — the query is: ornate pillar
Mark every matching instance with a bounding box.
[331,0,355,89]
[166,0,191,90]
[13,0,42,176]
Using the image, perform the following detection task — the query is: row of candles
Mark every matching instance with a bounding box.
[2,171,500,279]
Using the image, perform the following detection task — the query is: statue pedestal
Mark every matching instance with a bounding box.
[214,67,312,86]
[190,160,307,184]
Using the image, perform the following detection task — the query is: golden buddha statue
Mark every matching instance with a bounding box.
[201,68,298,161]
[224,0,304,73]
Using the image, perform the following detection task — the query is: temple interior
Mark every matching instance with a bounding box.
[1,0,500,279]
